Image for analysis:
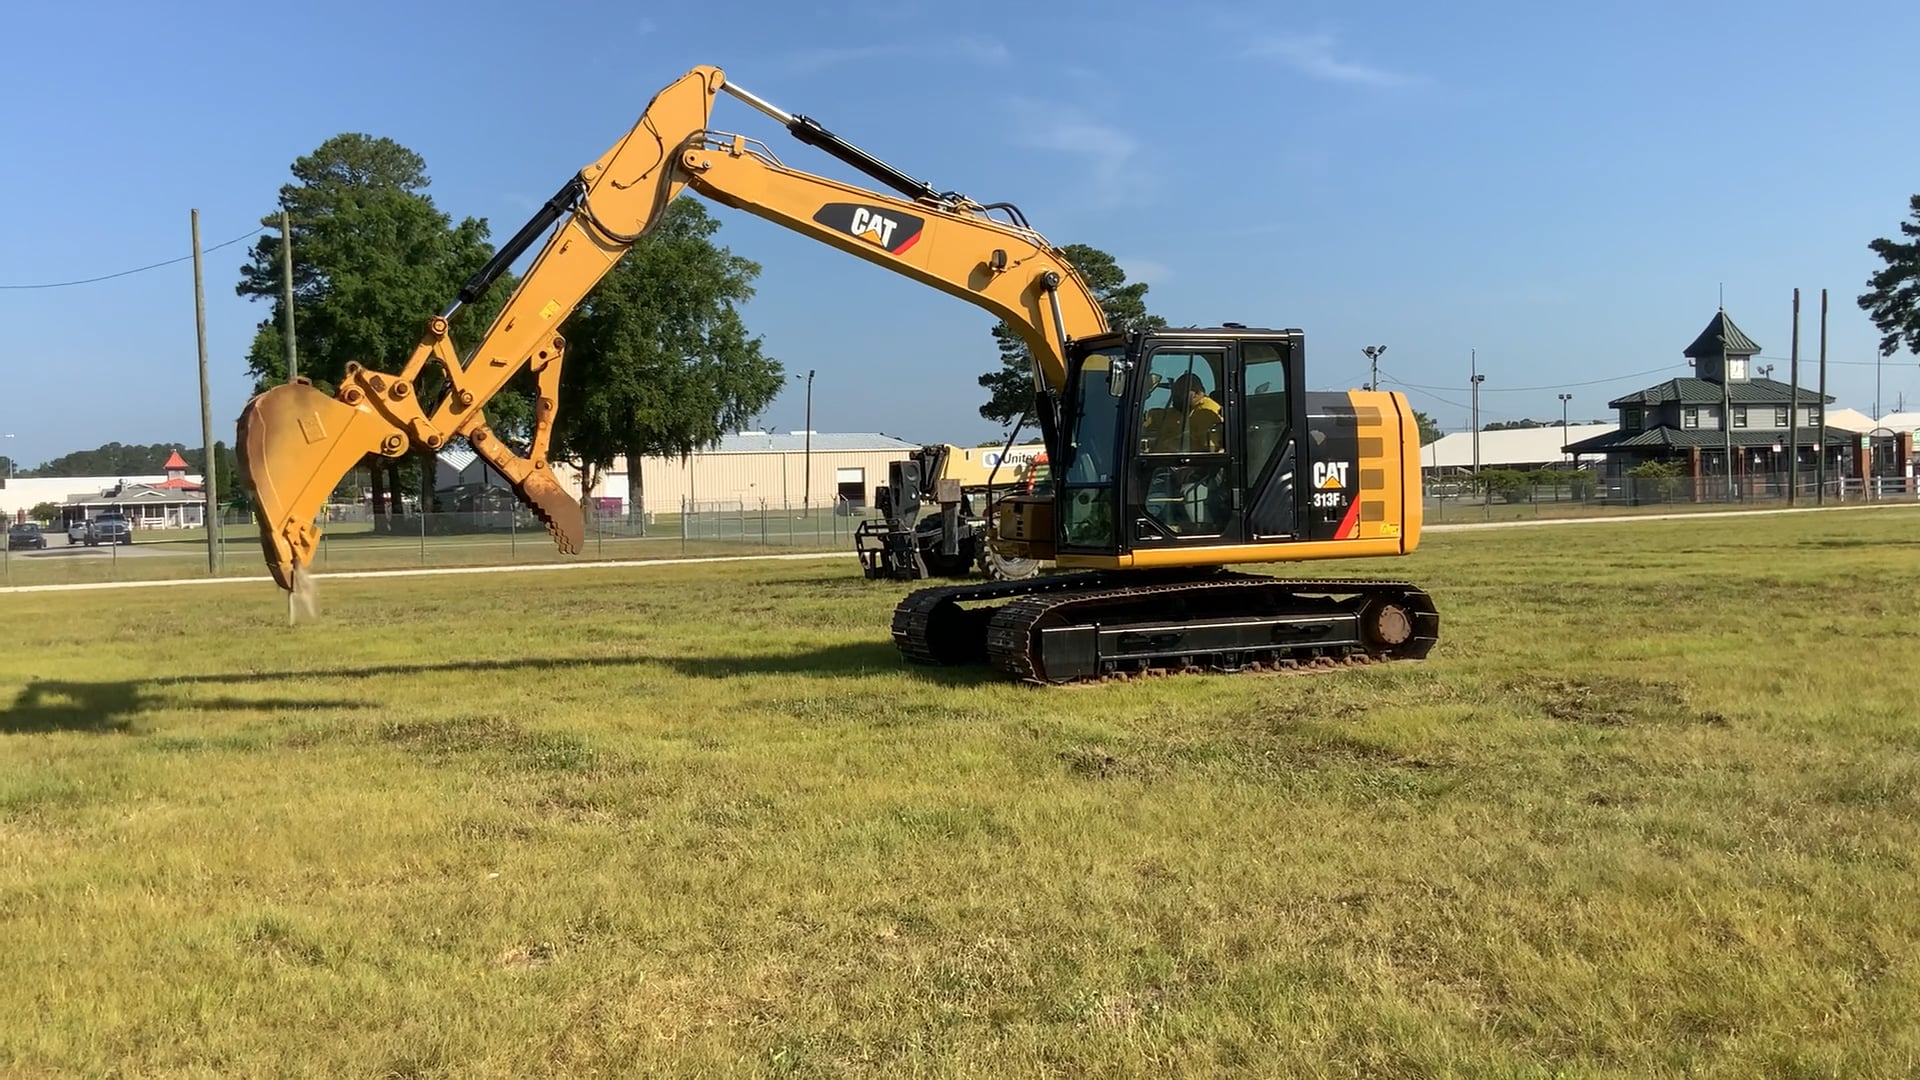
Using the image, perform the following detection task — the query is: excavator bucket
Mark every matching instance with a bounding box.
[235,379,391,591]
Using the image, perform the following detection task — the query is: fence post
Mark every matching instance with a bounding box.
[680,496,687,554]
[419,507,426,564]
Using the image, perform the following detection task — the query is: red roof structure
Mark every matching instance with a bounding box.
[153,450,200,489]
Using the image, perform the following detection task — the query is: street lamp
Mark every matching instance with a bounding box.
[1362,345,1386,391]
[1557,393,1572,463]
[1470,370,1486,476]
[803,369,815,509]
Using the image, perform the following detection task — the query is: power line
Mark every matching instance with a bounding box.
[1387,362,1688,394]
[0,228,263,290]
[1755,353,1908,369]
[1378,373,1471,411]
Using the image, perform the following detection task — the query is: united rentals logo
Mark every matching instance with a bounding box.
[813,203,924,254]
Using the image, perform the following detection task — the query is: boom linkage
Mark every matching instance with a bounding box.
[235,64,1106,591]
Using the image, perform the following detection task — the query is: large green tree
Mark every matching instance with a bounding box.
[11,441,235,478]
[551,197,784,522]
[1859,193,1920,358]
[234,133,519,528]
[1412,409,1442,445]
[977,245,1167,428]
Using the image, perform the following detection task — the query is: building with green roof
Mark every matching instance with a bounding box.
[1563,308,1905,495]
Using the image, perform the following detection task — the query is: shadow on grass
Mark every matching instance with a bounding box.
[657,642,1001,686]
[1,643,1001,735]
[1,680,362,735]
[1795,536,1920,549]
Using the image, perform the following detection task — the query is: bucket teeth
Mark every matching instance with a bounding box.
[512,467,584,554]
[235,380,382,591]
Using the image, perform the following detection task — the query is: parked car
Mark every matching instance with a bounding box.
[85,513,132,545]
[67,519,89,543]
[8,523,47,550]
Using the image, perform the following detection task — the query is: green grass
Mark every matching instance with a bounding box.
[3,508,1919,1076]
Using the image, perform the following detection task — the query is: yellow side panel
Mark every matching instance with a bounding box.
[1340,389,1421,554]
[1059,538,1411,571]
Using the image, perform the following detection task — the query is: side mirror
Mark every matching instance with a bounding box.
[1106,359,1131,398]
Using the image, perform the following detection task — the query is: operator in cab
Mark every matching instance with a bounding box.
[1145,372,1224,454]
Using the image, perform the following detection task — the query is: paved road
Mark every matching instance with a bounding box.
[7,530,191,560]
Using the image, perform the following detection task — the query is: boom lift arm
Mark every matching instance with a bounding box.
[236,64,1108,590]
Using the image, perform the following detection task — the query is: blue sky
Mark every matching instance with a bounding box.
[2,0,1916,469]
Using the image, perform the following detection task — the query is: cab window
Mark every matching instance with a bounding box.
[1137,350,1225,455]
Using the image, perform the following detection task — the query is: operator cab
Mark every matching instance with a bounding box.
[1052,325,1320,561]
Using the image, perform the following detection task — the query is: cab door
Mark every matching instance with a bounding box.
[1236,336,1302,541]
[1124,341,1242,549]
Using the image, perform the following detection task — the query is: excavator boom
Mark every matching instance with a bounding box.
[237,64,1106,590]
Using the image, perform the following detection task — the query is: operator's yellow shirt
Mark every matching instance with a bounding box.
[1146,396,1224,453]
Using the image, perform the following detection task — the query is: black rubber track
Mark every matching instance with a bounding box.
[893,569,1440,684]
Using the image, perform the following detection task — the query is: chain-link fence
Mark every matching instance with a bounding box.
[10,474,1917,587]
[1424,470,1918,522]
[1,497,886,588]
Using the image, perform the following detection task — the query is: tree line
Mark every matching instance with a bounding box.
[4,441,239,483]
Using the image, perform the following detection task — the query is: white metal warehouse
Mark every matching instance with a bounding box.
[548,431,920,514]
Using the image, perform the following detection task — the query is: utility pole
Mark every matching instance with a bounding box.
[191,210,219,575]
[1718,320,1733,500]
[1817,288,1828,505]
[1789,288,1800,506]
[1362,344,1386,391]
[1558,393,1572,463]
[803,368,815,508]
[280,209,298,382]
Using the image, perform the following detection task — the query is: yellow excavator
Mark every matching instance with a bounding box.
[235,64,1438,683]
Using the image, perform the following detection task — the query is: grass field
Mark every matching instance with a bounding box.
[4,508,1919,1076]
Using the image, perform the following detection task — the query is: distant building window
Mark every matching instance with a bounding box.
[1775,407,1789,426]
[1733,407,1747,429]
[1622,407,1643,432]
[1809,407,1822,426]
[1683,407,1699,429]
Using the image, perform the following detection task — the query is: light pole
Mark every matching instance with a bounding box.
[803,369,815,509]
[1557,393,1572,462]
[1470,351,1485,477]
[1362,345,1386,391]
